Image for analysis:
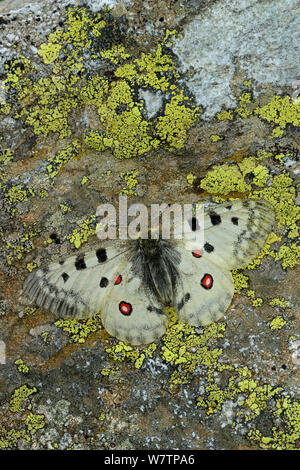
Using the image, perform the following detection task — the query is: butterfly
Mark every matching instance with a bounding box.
[23,199,274,345]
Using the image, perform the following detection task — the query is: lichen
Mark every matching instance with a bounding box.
[269,297,290,309]
[6,226,40,265]
[254,95,300,137]
[3,7,199,160]
[160,315,229,390]
[9,385,37,413]
[209,134,223,142]
[105,340,157,370]
[216,109,234,121]
[119,169,139,196]
[67,213,96,249]
[54,312,102,343]
[1,385,44,449]
[269,315,286,330]
[15,359,29,374]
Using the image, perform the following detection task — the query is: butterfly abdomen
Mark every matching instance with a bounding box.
[130,239,181,305]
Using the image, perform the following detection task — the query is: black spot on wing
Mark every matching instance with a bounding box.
[100,277,109,288]
[177,292,191,311]
[96,248,107,263]
[147,305,165,315]
[62,272,69,283]
[75,255,86,270]
[204,242,214,253]
[231,217,239,226]
[209,211,221,225]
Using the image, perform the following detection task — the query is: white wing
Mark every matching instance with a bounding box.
[186,199,275,269]
[23,242,168,344]
[173,199,275,325]
[173,249,234,325]
[23,244,130,319]
[100,261,168,345]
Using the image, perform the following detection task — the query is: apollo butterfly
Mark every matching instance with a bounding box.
[23,199,274,344]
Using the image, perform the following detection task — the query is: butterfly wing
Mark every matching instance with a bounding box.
[197,198,275,269]
[23,244,130,319]
[174,199,274,325]
[174,250,234,325]
[100,263,168,345]
[23,243,168,344]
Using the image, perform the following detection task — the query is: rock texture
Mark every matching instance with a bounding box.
[0,0,299,451]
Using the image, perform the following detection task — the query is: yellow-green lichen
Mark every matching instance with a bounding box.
[231,269,249,293]
[254,95,300,137]
[59,203,71,214]
[248,397,300,450]
[3,8,199,160]
[6,226,40,265]
[105,340,157,370]
[246,290,263,307]
[186,173,196,185]
[200,163,251,196]
[100,367,117,376]
[269,315,287,330]
[1,386,44,449]
[54,312,102,343]
[15,359,29,374]
[80,175,89,186]
[269,297,290,309]
[209,134,223,142]
[216,109,234,121]
[26,262,37,272]
[67,213,96,249]
[45,141,82,180]
[119,169,139,196]
[160,318,230,390]
[25,413,45,435]
[24,307,36,316]
[154,89,199,149]
[9,385,37,413]
[0,148,13,165]
[38,42,62,64]
[236,91,253,119]
[197,365,282,419]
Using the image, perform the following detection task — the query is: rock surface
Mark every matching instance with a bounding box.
[0,0,299,450]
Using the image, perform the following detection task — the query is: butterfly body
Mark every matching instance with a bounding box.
[23,199,275,344]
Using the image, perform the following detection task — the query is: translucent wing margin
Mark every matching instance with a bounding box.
[197,199,275,269]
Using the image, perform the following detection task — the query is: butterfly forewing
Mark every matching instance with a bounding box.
[23,245,130,319]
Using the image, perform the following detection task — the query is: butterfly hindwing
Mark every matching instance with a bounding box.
[100,264,168,345]
[174,247,234,325]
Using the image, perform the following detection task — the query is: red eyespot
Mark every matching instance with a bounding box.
[201,273,213,290]
[114,274,122,285]
[192,250,202,258]
[119,301,132,316]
